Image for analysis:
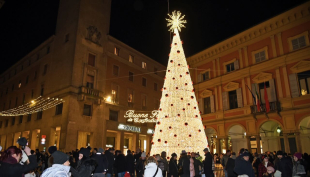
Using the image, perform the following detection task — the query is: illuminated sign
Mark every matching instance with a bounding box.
[41,135,46,145]
[118,124,141,133]
[124,110,158,123]
[147,129,154,134]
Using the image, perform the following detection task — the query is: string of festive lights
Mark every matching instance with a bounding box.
[151,11,208,157]
[0,96,64,116]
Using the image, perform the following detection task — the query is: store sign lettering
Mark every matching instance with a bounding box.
[118,124,141,133]
[124,110,158,123]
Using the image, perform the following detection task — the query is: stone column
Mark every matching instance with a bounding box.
[295,132,302,153]
[133,133,140,152]
[256,135,261,153]
[246,136,251,151]
[283,133,290,153]
[118,131,125,153]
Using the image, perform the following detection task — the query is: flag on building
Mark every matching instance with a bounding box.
[264,82,270,112]
[254,84,260,111]
[246,84,256,105]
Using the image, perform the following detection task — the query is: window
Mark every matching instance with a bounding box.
[226,63,235,73]
[47,46,50,54]
[5,119,8,127]
[114,47,120,56]
[40,85,44,96]
[65,34,69,43]
[43,64,48,75]
[34,71,37,80]
[27,114,31,122]
[292,36,306,50]
[142,62,147,69]
[113,65,119,76]
[12,117,15,125]
[12,84,14,91]
[202,71,210,81]
[86,75,94,89]
[154,83,158,91]
[203,97,211,114]
[142,95,147,110]
[298,70,310,95]
[18,80,21,88]
[254,51,266,63]
[19,115,23,124]
[26,75,29,84]
[111,84,119,103]
[109,110,118,121]
[31,89,34,98]
[129,55,134,63]
[228,90,238,109]
[55,103,63,115]
[37,111,43,120]
[83,104,92,116]
[154,68,158,75]
[129,72,134,82]
[128,89,134,107]
[142,77,147,87]
[88,53,96,66]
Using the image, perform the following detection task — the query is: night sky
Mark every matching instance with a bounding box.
[0,0,307,74]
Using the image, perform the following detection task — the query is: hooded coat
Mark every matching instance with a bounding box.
[144,162,163,177]
[125,153,135,173]
[234,155,255,177]
[41,164,71,177]
[225,155,237,177]
[114,154,126,173]
[203,152,213,175]
[274,157,292,177]
[178,154,190,177]
[169,159,179,177]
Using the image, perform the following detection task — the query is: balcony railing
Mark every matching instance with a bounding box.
[250,101,281,114]
[79,86,103,98]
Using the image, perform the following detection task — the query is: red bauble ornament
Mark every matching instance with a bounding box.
[177,114,180,117]
[165,115,168,118]
[180,75,182,77]
[157,122,161,125]
[151,142,154,145]
[177,50,180,53]
[189,134,192,137]
[159,108,162,111]
[186,72,189,75]
[173,77,175,80]
[191,96,194,99]
[182,108,185,111]
[161,88,163,91]
[165,94,168,97]
[174,134,177,137]
[198,129,201,132]
[168,53,170,56]
[176,87,178,90]
[181,41,184,44]
[164,77,166,80]
[169,126,172,129]
[170,60,173,63]
[171,104,173,106]
[181,98,184,100]
[158,139,161,142]
[199,111,202,114]
[173,33,176,36]
[178,64,181,66]
[164,87,166,90]
[174,43,177,45]
[168,70,170,72]
[187,65,190,68]
[194,107,197,109]
[204,125,206,129]
[185,122,188,126]
[160,129,162,132]
[188,103,190,106]
[195,115,198,118]
[165,141,167,144]
[185,83,188,86]
[167,157,170,159]
[178,144,180,146]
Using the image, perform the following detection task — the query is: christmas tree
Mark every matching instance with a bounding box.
[151,11,208,156]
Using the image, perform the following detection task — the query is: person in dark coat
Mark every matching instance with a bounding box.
[105,148,115,177]
[74,147,97,177]
[0,146,38,177]
[203,148,213,177]
[191,152,202,177]
[169,153,179,177]
[93,148,108,177]
[274,151,292,177]
[136,152,147,177]
[225,152,237,177]
[178,150,190,177]
[125,150,135,177]
[114,150,126,177]
[234,151,255,177]
[134,149,142,176]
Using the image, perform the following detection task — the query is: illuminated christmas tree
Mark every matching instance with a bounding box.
[151,11,208,156]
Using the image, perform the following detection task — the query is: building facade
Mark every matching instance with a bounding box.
[0,0,164,153]
[188,2,310,154]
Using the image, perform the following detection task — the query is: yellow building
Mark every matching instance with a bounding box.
[188,2,310,154]
[0,0,164,153]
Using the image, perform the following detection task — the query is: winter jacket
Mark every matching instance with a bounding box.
[203,152,213,175]
[162,157,169,172]
[0,155,38,177]
[258,162,274,177]
[93,153,108,173]
[41,164,71,177]
[234,156,255,177]
[221,154,229,167]
[104,150,115,174]
[274,157,292,177]
[292,160,307,177]
[192,157,202,177]
[144,162,163,177]
[134,152,141,163]
[169,159,179,177]
[136,158,146,177]
[75,157,97,177]
[125,153,135,173]
[225,156,237,177]
[114,154,126,173]
[157,158,165,172]
[178,155,190,177]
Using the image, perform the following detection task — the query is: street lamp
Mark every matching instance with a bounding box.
[277,127,281,133]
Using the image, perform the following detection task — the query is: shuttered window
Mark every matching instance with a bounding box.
[88,53,96,66]
[228,90,238,109]
[292,36,306,50]
[87,75,94,89]
[254,51,266,63]
[298,70,310,96]
[203,97,211,114]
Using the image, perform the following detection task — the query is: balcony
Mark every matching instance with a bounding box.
[78,86,103,104]
[250,101,282,117]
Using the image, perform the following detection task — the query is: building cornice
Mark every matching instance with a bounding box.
[187,2,310,67]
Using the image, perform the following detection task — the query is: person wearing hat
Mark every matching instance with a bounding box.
[225,152,237,177]
[93,148,108,177]
[234,151,255,177]
[178,150,190,177]
[136,152,147,177]
[104,148,115,177]
[125,150,135,177]
[41,151,71,177]
[258,156,274,177]
[168,153,178,177]
[161,151,169,177]
[262,166,275,177]
[47,146,57,168]
[203,148,213,177]
[274,151,292,177]
[74,147,97,177]
[292,152,307,177]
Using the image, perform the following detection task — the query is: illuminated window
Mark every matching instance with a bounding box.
[298,70,310,96]
[111,84,119,103]
[228,90,238,110]
[129,55,134,63]
[18,80,22,88]
[203,97,211,114]
[88,53,96,66]
[114,47,120,56]
[142,62,147,69]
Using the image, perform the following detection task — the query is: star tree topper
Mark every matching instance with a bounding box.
[166,10,187,32]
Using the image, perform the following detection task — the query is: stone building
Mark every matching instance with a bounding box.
[0,0,165,153]
[188,2,310,154]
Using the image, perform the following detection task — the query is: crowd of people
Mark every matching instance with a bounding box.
[0,140,309,177]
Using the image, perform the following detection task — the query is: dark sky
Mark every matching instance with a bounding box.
[0,0,308,74]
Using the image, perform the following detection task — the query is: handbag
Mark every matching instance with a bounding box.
[153,167,159,177]
[178,160,184,175]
